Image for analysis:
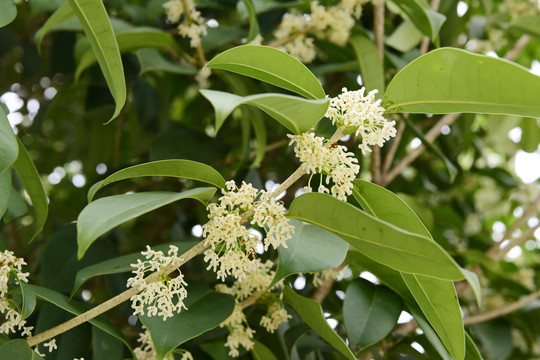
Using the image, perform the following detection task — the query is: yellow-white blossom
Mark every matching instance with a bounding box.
[163,0,207,48]
[44,339,57,353]
[260,302,292,333]
[288,132,360,201]
[126,246,188,320]
[221,305,255,357]
[203,181,294,281]
[326,87,396,154]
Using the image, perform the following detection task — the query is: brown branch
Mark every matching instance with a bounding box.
[371,2,385,185]
[463,289,540,325]
[382,119,405,175]
[311,263,346,304]
[491,223,540,261]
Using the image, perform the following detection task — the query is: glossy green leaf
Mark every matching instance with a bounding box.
[242,0,260,43]
[35,1,74,50]
[465,331,484,360]
[5,186,27,221]
[271,219,348,287]
[205,45,326,99]
[382,48,540,117]
[75,27,181,80]
[350,35,385,93]
[519,118,540,153]
[509,15,540,39]
[343,279,402,348]
[12,138,48,242]
[136,48,197,75]
[200,90,328,134]
[68,0,126,122]
[392,0,446,41]
[0,0,17,28]
[0,170,11,219]
[20,283,37,320]
[93,327,125,360]
[353,179,482,305]
[72,241,197,296]
[386,20,423,53]
[77,188,215,259]
[288,193,463,280]
[0,339,43,360]
[141,291,235,360]
[252,341,279,360]
[283,287,356,360]
[347,250,455,360]
[87,159,225,202]
[23,284,130,351]
[353,180,468,359]
[402,273,465,360]
[0,106,17,174]
[471,320,512,360]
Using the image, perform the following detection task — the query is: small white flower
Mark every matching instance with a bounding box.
[325,87,396,154]
[126,246,188,320]
[221,305,255,357]
[163,0,207,49]
[260,302,292,333]
[44,338,57,353]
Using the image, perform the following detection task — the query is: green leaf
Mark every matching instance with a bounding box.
[386,20,423,53]
[87,159,225,202]
[0,106,18,174]
[465,331,484,360]
[353,179,482,305]
[382,48,540,117]
[271,219,348,287]
[200,90,328,134]
[350,36,385,93]
[288,193,463,280]
[68,0,126,122]
[136,48,197,75]
[352,180,469,359]
[509,15,540,39]
[77,188,216,259]
[283,287,356,360]
[471,320,512,360]
[20,283,37,320]
[391,0,446,41]
[0,0,17,28]
[242,0,260,43]
[23,284,131,352]
[75,27,181,80]
[141,291,235,360]
[519,118,540,153]
[205,45,326,100]
[93,327,125,360]
[408,304,454,360]
[12,138,48,242]
[0,170,11,219]
[343,279,402,348]
[252,341,279,360]
[0,339,43,360]
[35,1,74,51]
[401,273,465,360]
[71,241,198,296]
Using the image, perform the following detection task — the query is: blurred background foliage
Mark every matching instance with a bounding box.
[2,0,540,359]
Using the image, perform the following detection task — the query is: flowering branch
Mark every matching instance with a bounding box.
[26,125,349,348]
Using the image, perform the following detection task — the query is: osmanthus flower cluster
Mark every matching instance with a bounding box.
[134,326,193,360]
[273,0,368,63]
[163,0,207,48]
[0,250,32,337]
[126,245,188,321]
[326,87,397,154]
[202,181,294,281]
[216,260,292,357]
[288,132,360,201]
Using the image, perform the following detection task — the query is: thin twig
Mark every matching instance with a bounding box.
[491,223,540,261]
[503,34,531,61]
[463,289,540,325]
[382,119,405,175]
[385,113,460,184]
[486,192,540,259]
[371,2,385,185]
[311,263,346,304]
